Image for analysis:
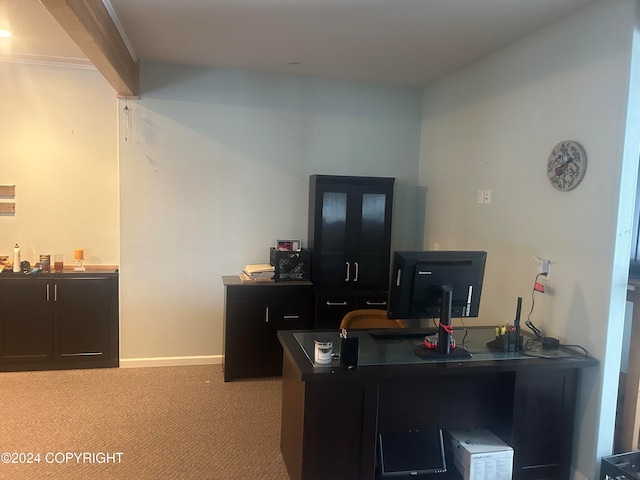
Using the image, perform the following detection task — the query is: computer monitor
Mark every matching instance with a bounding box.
[387,250,487,354]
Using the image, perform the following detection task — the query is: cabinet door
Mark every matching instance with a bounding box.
[313,186,350,286]
[350,186,394,290]
[224,299,271,381]
[511,369,577,480]
[53,277,110,361]
[0,279,53,363]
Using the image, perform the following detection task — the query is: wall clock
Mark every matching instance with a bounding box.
[546,140,587,191]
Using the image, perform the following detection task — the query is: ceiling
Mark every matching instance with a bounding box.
[1,0,601,87]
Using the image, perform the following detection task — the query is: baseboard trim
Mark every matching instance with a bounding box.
[120,355,223,368]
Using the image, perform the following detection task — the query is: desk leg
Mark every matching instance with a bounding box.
[280,349,305,480]
[279,350,379,480]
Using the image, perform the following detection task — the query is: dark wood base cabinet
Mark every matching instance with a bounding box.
[222,276,313,381]
[0,272,119,371]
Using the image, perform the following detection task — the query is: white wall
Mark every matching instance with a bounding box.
[118,64,423,361]
[0,61,118,265]
[419,0,640,477]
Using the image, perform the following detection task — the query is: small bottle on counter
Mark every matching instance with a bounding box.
[12,244,20,273]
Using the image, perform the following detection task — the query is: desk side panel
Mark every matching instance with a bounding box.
[280,346,305,480]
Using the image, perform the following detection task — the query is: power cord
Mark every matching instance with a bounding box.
[523,337,590,359]
[525,272,546,337]
[523,274,591,358]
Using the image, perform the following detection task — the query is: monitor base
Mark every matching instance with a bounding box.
[414,344,472,359]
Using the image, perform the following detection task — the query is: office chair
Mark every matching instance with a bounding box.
[339,309,407,330]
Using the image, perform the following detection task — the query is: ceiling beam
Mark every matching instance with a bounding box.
[40,0,139,97]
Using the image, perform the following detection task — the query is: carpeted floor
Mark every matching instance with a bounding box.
[0,365,290,480]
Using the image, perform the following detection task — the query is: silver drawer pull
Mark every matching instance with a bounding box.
[366,301,387,306]
[265,306,269,323]
[46,284,50,301]
[60,352,103,357]
[326,301,348,306]
[354,262,359,282]
[283,315,300,320]
[345,262,350,282]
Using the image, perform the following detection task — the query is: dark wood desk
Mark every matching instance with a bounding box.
[278,328,598,480]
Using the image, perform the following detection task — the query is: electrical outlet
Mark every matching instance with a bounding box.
[537,259,550,276]
[483,189,491,204]
[477,190,484,204]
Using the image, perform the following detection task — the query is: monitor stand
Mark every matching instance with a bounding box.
[414,285,471,359]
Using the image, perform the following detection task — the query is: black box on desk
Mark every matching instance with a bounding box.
[270,248,310,281]
[601,451,640,479]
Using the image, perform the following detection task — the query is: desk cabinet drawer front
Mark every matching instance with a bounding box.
[314,292,388,329]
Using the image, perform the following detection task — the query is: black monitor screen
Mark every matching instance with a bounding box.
[378,429,447,477]
[387,251,487,320]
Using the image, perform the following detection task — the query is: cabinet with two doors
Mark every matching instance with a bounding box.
[0,273,119,371]
[222,276,313,381]
[308,175,395,329]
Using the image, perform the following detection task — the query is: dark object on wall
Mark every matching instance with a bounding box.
[270,248,310,281]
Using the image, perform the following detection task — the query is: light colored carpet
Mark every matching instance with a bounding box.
[0,365,290,480]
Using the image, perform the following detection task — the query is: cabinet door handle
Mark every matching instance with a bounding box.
[326,301,348,306]
[283,315,300,320]
[366,301,387,306]
[354,262,359,282]
[345,262,350,282]
[54,284,58,302]
[46,284,50,301]
[265,306,269,323]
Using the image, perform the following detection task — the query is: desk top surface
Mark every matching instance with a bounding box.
[279,326,598,380]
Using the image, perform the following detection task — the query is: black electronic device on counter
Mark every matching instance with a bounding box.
[339,329,359,368]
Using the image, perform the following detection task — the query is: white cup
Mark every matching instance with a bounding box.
[314,340,333,364]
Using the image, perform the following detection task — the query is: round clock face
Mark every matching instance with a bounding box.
[547,141,587,191]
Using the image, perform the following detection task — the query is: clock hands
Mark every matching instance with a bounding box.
[554,156,575,177]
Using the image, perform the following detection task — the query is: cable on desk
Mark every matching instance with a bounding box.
[525,272,546,338]
[523,337,590,359]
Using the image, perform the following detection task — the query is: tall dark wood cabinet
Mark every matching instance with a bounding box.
[0,272,119,371]
[222,276,313,381]
[308,175,394,329]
